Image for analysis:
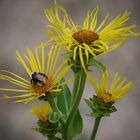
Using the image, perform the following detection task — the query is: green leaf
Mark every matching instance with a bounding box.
[48,112,60,123]
[68,110,83,137]
[57,78,83,137]
[57,78,71,116]
[88,59,106,73]
[51,137,62,140]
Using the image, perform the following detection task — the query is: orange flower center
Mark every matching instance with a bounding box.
[31,77,54,95]
[99,90,113,103]
[72,29,99,45]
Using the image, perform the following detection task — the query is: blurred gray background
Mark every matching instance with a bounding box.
[0,0,140,140]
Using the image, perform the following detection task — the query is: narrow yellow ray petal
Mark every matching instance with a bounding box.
[48,25,65,37]
[53,77,75,88]
[50,46,62,75]
[37,41,52,48]
[53,59,68,78]
[0,79,29,89]
[113,82,133,99]
[83,9,97,29]
[35,48,42,72]
[24,55,36,72]
[53,1,77,30]
[16,51,31,76]
[0,88,29,92]
[27,48,39,72]
[48,45,57,76]
[1,70,30,84]
[14,97,36,104]
[99,11,131,35]
[83,10,91,29]
[108,41,124,51]
[87,73,98,92]
[54,1,61,22]
[95,13,109,32]
[90,7,99,31]
[73,46,78,60]
[79,47,88,73]
[93,40,109,52]
[41,47,45,73]
[84,44,96,57]
[110,73,120,92]
[0,74,30,88]
[84,45,89,63]
[119,82,133,94]
[15,94,43,104]
[102,71,108,89]
[3,94,32,99]
[97,72,101,89]
[53,64,72,85]
[46,46,54,75]
[91,47,104,53]
[113,78,126,93]
[50,89,62,93]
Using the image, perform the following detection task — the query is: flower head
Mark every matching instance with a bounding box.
[31,103,52,123]
[45,2,139,70]
[0,43,72,104]
[88,71,133,103]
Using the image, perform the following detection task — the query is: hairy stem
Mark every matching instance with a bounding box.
[90,117,101,140]
[48,96,65,124]
[71,72,81,106]
[63,69,87,140]
[48,96,62,115]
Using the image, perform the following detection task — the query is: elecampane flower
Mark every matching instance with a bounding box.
[44,2,139,70]
[0,43,72,104]
[88,71,133,103]
[31,103,52,123]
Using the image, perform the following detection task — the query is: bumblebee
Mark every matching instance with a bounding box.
[31,72,48,87]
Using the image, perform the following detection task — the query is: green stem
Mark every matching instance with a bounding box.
[90,117,102,140]
[48,96,62,115]
[71,72,81,106]
[48,136,61,140]
[48,137,52,140]
[48,96,65,124]
[63,69,87,140]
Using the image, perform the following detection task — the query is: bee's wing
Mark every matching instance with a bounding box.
[36,75,46,83]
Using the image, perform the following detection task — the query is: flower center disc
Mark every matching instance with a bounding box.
[72,29,99,45]
[31,77,53,95]
[99,91,113,103]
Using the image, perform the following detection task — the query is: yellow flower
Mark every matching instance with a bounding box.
[88,71,133,103]
[0,43,72,104]
[44,2,139,70]
[31,103,52,123]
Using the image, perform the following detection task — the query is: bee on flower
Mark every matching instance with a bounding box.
[44,1,139,70]
[0,43,72,104]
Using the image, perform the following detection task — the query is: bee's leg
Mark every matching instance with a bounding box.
[31,79,36,89]
[31,79,33,85]
[37,81,44,87]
